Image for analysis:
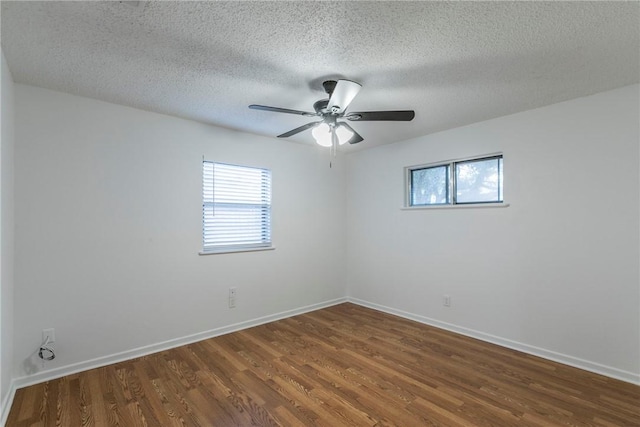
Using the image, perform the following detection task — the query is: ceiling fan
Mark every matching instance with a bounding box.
[249,79,415,148]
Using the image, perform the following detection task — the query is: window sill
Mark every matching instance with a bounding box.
[401,203,510,211]
[199,246,275,255]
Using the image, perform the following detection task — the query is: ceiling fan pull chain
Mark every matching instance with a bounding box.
[331,135,337,158]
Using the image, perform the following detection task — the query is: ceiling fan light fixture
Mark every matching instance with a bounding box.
[335,124,354,145]
[311,123,333,147]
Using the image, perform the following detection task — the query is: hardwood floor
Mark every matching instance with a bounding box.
[6,303,640,426]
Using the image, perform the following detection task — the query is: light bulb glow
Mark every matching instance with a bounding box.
[312,123,332,147]
[335,125,354,145]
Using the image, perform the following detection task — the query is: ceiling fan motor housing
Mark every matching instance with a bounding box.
[313,99,329,114]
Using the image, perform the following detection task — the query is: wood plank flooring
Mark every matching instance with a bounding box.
[6,303,640,426]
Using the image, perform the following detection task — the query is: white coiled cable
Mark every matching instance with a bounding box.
[38,336,55,361]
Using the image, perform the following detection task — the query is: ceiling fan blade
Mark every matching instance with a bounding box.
[249,104,316,117]
[277,121,322,138]
[345,110,415,121]
[337,122,364,144]
[327,80,362,114]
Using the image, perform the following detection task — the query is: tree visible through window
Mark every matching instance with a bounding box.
[411,165,449,205]
[455,156,503,204]
[202,161,272,253]
[408,155,503,206]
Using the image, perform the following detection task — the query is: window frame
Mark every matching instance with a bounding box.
[200,161,274,255]
[405,153,505,208]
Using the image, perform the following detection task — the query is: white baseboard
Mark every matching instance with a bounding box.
[348,297,640,386]
[10,297,348,393]
[1,381,17,427]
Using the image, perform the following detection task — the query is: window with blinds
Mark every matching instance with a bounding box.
[202,161,272,253]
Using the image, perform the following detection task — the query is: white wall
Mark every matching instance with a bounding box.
[346,84,640,382]
[0,50,16,417]
[13,85,347,381]
[8,82,640,391]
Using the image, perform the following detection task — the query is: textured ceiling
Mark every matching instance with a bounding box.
[1,1,639,151]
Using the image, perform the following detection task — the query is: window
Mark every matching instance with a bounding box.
[407,155,503,206]
[410,164,449,205]
[455,156,503,204]
[202,161,272,253]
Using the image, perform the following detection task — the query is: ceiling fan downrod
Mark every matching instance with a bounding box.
[322,80,337,96]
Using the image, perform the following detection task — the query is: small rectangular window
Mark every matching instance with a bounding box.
[411,165,450,206]
[455,156,503,204]
[202,161,272,253]
[407,154,503,207]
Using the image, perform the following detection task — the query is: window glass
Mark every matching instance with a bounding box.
[411,165,449,205]
[455,157,503,204]
[407,155,503,207]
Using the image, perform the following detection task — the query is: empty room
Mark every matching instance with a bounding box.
[1,1,639,426]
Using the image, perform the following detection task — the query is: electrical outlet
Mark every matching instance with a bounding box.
[443,295,451,307]
[229,287,237,308]
[42,328,55,344]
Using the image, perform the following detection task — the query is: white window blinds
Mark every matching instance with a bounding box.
[202,161,272,253]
